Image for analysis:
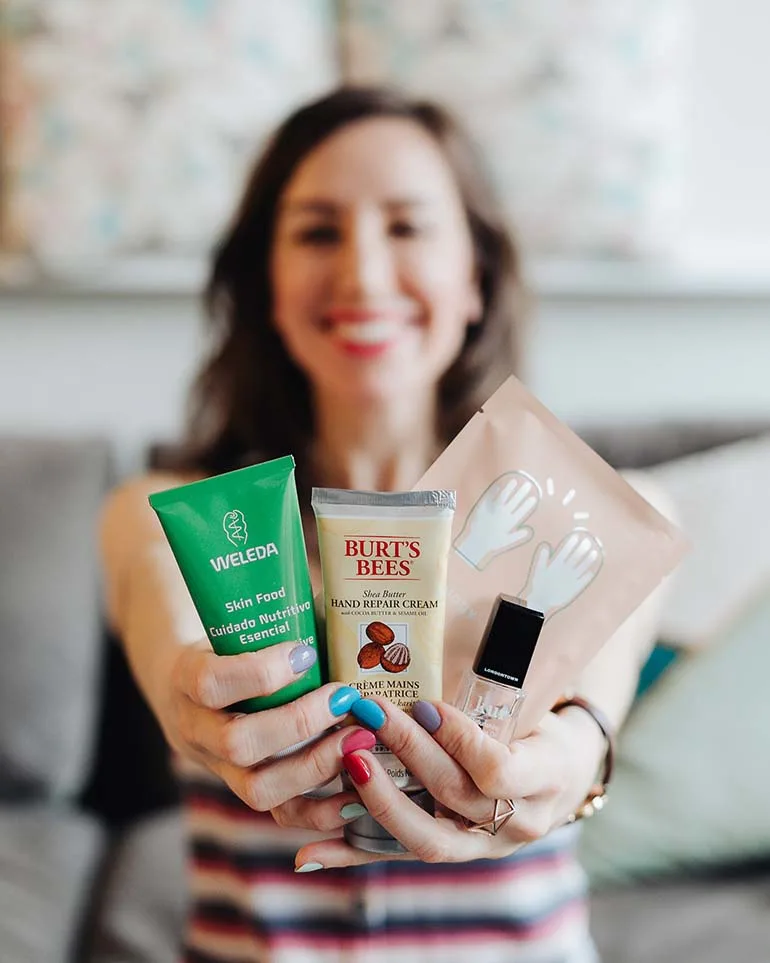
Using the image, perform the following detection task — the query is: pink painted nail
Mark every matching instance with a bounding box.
[341,728,377,755]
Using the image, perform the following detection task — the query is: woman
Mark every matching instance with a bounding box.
[101,86,666,963]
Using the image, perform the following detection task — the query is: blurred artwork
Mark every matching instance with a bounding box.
[341,0,687,258]
[0,1,338,276]
[0,0,687,277]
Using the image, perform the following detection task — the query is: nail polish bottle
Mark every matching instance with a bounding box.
[454,594,544,744]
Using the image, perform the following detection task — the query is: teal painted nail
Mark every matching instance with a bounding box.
[329,686,362,717]
[295,862,324,873]
[351,698,387,730]
[340,802,368,820]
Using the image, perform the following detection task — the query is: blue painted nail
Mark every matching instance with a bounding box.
[329,686,362,717]
[413,700,442,734]
[351,698,387,731]
[289,644,317,674]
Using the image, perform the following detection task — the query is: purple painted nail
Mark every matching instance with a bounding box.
[413,700,442,734]
[289,644,318,674]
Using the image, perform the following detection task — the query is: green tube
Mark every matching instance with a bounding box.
[149,455,321,712]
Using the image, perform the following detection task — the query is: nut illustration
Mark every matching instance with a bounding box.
[381,642,411,673]
[357,641,385,670]
[365,621,395,645]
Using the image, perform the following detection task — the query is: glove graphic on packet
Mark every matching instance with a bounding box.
[453,471,541,570]
[519,529,604,620]
[414,375,688,737]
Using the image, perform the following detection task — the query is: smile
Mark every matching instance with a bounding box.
[333,320,405,346]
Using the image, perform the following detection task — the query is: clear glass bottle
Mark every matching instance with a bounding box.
[454,595,544,744]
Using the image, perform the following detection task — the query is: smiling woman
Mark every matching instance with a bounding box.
[99,86,661,963]
[271,117,480,409]
[173,86,524,494]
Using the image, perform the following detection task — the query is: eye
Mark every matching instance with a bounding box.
[389,220,422,238]
[296,225,339,245]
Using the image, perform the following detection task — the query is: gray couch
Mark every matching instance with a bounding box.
[0,437,185,963]
[1,427,768,963]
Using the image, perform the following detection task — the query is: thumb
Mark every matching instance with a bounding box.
[532,541,551,572]
[509,525,534,548]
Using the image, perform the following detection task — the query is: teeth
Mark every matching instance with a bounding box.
[335,321,402,345]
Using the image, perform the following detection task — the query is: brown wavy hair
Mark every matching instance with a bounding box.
[176,86,527,485]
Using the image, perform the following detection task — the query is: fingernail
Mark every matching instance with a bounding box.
[329,686,362,717]
[295,861,324,873]
[289,644,318,674]
[413,700,442,734]
[343,752,372,786]
[340,802,368,820]
[350,698,387,730]
[341,728,377,755]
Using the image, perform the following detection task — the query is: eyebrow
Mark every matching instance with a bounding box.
[281,197,435,216]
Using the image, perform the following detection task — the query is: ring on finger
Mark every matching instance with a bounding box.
[463,798,517,836]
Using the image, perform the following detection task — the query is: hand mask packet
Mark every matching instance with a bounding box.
[415,376,688,736]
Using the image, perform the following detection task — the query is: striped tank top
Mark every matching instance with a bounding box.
[180,763,598,963]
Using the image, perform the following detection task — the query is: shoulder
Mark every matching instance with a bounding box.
[100,470,200,561]
[101,470,191,525]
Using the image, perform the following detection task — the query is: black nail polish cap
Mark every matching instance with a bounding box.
[472,594,544,688]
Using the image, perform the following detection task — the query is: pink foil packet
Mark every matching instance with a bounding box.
[415,376,688,736]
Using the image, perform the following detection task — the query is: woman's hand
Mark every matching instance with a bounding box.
[161,639,381,832]
[294,697,606,870]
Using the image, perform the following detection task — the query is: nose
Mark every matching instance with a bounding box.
[335,212,396,300]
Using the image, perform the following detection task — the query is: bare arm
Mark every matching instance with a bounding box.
[561,471,679,753]
[99,476,381,833]
[99,474,205,743]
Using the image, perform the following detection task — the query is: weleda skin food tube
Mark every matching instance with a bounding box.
[149,455,321,712]
[312,488,455,852]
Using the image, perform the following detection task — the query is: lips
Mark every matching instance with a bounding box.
[334,320,404,346]
[323,306,420,356]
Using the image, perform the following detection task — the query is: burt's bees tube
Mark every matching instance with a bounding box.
[149,455,321,712]
[312,488,455,853]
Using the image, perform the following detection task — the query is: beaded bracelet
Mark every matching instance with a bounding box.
[552,695,616,823]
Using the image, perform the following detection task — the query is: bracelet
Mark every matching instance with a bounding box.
[551,695,616,823]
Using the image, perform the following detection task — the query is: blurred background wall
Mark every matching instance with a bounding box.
[0,0,768,474]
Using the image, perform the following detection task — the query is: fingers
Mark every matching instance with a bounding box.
[414,701,563,803]
[502,476,539,521]
[174,640,316,710]
[270,791,369,834]
[294,750,489,869]
[531,541,551,573]
[360,697,481,820]
[222,725,376,813]
[181,682,363,770]
[350,698,539,832]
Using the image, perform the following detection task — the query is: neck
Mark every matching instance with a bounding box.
[311,389,440,492]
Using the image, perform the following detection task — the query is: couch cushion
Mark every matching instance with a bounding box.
[0,806,105,963]
[88,808,186,963]
[647,432,770,648]
[0,436,111,800]
[590,872,770,963]
[579,590,770,883]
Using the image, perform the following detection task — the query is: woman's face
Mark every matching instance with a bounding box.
[271,117,481,404]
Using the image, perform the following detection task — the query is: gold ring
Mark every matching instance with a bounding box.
[463,798,517,836]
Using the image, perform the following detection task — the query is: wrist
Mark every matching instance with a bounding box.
[557,704,607,776]
[552,696,616,825]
